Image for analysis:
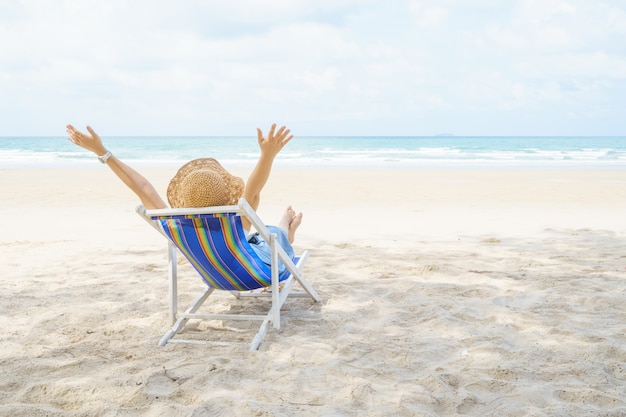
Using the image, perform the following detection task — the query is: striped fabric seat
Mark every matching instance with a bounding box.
[156,213,289,291]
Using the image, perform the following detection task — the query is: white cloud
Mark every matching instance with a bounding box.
[513,0,577,25]
[408,1,450,28]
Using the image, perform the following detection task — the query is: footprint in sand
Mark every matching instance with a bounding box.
[144,372,180,398]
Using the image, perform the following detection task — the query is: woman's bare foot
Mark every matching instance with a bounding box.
[277,206,303,243]
[288,211,303,243]
[277,206,295,231]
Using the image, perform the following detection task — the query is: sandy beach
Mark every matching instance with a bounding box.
[1,166,625,416]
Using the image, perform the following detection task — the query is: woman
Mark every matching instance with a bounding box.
[66,123,303,269]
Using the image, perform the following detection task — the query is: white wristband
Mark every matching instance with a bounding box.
[97,151,112,164]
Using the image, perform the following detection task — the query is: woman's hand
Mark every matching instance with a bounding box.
[66,124,108,156]
[256,123,293,160]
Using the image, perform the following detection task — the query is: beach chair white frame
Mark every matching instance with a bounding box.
[136,198,321,350]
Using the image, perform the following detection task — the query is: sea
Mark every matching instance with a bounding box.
[1,135,625,169]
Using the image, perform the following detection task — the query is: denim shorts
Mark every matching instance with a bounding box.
[247,226,294,274]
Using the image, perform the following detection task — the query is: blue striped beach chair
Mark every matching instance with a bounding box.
[136,198,321,350]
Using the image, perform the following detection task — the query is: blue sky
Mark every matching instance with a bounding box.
[1,0,625,136]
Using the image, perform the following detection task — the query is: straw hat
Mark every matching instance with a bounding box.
[167,158,244,208]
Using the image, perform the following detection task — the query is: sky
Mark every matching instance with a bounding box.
[0,0,625,136]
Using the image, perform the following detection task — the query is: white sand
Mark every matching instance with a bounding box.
[1,167,625,416]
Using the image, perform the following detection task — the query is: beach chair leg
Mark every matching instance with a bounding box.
[158,287,214,346]
[290,251,321,302]
[168,243,178,325]
[250,319,270,351]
